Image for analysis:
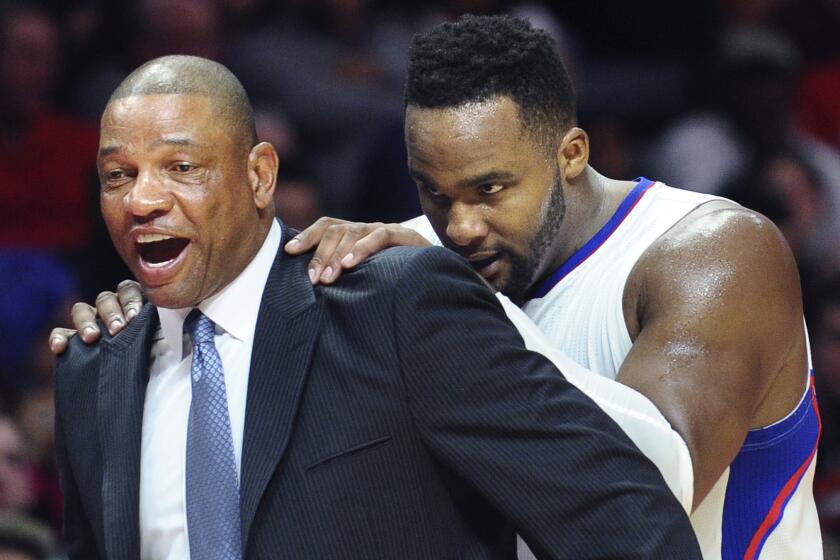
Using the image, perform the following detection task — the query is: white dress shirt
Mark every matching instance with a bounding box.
[139,220,281,560]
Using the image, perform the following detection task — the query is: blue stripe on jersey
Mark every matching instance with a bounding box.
[528,177,655,300]
[721,371,821,559]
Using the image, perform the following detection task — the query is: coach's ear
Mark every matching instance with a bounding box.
[557,127,589,180]
[249,141,279,211]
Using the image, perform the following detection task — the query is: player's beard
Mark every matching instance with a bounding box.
[500,171,565,306]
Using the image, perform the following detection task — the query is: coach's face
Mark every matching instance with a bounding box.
[406,96,570,302]
[99,94,269,308]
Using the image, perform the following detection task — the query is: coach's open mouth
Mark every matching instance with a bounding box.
[137,234,190,266]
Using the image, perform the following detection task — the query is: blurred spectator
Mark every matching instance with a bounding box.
[274,177,323,232]
[0,3,99,250]
[0,512,58,560]
[272,157,323,231]
[351,121,421,224]
[814,278,840,448]
[0,252,71,531]
[770,0,840,63]
[72,0,224,119]
[0,407,61,536]
[648,27,840,263]
[719,0,787,29]
[812,276,840,545]
[797,61,840,152]
[227,0,413,215]
[722,150,836,308]
[585,115,634,180]
[0,253,75,395]
[0,416,33,516]
[254,108,323,230]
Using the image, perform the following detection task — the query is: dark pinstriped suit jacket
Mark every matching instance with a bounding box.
[54,224,701,559]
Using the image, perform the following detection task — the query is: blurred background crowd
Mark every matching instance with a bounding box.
[0,0,839,558]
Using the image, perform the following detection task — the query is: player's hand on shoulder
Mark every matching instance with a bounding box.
[284,216,431,285]
[48,279,144,354]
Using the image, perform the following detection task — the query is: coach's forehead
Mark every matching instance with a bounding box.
[101,94,215,137]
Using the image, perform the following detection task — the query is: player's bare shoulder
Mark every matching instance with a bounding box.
[652,200,799,297]
[625,199,807,425]
[625,199,802,335]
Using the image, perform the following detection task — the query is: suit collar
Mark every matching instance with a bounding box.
[240,223,324,552]
[98,303,158,560]
[156,219,283,360]
[97,223,321,556]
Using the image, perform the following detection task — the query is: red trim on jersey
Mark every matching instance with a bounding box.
[743,376,821,559]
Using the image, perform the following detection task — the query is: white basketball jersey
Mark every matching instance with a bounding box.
[406,178,823,559]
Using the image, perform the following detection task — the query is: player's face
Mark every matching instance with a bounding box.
[405,97,565,303]
[98,94,260,308]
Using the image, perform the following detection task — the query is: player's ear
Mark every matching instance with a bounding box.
[248,141,278,210]
[556,127,589,180]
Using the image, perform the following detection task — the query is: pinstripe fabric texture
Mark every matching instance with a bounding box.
[55,223,702,559]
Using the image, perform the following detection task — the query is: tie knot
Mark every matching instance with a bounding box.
[185,309,215,346]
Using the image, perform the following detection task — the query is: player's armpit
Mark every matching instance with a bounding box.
[617,205,807,506]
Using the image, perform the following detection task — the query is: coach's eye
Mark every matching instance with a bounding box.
[172,162,194,173]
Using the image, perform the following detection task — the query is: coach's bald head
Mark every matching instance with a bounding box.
[108,54,257,147]
[98,55,278,308]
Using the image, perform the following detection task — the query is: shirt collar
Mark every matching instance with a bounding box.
[157,220,282,360]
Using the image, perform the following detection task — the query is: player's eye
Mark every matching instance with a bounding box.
[479,184,504,195]
[421,183,444,198]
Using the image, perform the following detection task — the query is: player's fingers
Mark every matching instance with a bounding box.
[341,225,432,268]
[70,301,101,343]
[308,223,363,284]
[116,279,144,321]
[284,217,349,255]
[318,223,376,283]
[48,327,77,355]
[96,291,127,335]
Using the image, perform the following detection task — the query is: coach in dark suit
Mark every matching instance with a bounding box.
[54,55,701,559]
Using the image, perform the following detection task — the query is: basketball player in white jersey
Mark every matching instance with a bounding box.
[51,14,820,560]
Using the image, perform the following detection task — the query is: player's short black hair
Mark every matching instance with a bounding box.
[405,14,576,150]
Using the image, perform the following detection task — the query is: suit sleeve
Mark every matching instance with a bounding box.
[54,361,102,559]
[496,294,694,513]
[391,247,701,560]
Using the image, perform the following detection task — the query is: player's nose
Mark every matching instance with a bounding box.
[445,202,489,248]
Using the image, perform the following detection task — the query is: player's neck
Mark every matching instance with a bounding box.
[536,168,636,285]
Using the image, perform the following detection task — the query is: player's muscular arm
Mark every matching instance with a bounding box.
[618,204,807,507]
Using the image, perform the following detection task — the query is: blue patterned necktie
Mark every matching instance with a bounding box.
[185,310,242,559]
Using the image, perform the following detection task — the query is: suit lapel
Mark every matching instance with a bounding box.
[98,303,157,560]
[240,226,323,549]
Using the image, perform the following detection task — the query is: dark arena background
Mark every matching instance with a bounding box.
[1,0,840,558]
